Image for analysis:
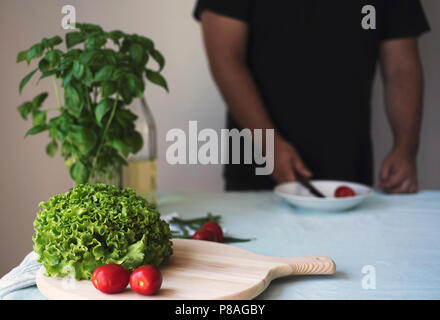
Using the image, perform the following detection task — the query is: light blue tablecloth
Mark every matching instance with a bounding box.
[3,191,440,300]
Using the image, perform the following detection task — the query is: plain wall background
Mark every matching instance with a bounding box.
[0,0,438,276]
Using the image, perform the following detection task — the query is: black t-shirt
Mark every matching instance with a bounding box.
[194,0,430,190]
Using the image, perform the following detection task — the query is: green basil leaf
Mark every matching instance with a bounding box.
[32,92,49,107]
[48,35,62,47]
[125,131,143,154]
[77,23,103,34]
[108,30,124,45]
[32,110,47,126]
[101,81,116,97]
[69,126,98,155]
[38,70,58,82]
[73,60,85,79]
[25,124,48,137]
[84,66,94,87]
[129,43,144,65]
[146,69,168,92]
[119,84,133,105]
[150,48,165,71]
[64,86,83,118]
[66,31,85,49]
[45,139,58,157]
[38,59,50,73]
[94,66,114,82]
[26,44,44,64]
[138,36,154,51]
[45,49,63,65]
[85,36,106,50]
[16,50,28,63]
[19,68,38,94]
[107,139,130,157]
[70,160,89,184]
[95,98,113,125]
[17,102,34,119]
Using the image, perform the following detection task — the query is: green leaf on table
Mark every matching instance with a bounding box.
[16,50,27,63]
[45,139,58,157]
[95,98,113,125]
[70,160,89,184]
[19,68,38,94]
[66,31,85,49]
[146,69,168,92]
[25,124,48,137]
[32,110,47,126]
[69,126,97,155]
[64,85,83,118]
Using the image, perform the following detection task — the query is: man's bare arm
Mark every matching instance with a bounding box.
[379,38,424,193]
[200,11,311,182]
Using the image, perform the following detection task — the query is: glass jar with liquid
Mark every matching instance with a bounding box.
[122,97,157,205]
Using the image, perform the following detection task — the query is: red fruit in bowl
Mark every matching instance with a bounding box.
[130,265,163,295]
[202,222,223,242]
[92,264,130,294]
[192,229,217,242]
[335,186,356,198]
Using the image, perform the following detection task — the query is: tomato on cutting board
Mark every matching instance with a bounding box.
[334,186,356,198]
[202,222,223,242]
[130,265,163,295]
[91,264,130,294]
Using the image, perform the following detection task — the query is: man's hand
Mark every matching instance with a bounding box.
[379,38,423,194]
[272,136,312,183]
[380,148,418,194]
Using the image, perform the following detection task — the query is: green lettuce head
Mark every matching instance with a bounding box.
[33,184,173,280]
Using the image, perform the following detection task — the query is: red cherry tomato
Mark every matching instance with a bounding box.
[130,265,162,295]
[92,264,130,294]
[192,229,217,242]
[202,222,223,242]
[335,186,356,198]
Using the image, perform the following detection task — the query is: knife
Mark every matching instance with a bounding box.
[294,171,326,198]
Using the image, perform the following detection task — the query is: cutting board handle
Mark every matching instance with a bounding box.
[266,256,336,277]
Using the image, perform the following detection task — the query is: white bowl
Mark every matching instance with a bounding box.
[274,180,373,212]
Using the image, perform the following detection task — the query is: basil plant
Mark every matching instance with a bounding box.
[16,23,168,184]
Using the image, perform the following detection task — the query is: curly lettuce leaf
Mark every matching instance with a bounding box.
[33,184,173,280]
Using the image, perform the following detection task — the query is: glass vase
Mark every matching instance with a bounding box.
[122,97,158,204]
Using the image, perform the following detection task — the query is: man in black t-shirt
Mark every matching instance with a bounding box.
[194,0,430,193]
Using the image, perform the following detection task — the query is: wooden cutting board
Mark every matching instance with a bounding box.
[36,239,336,300]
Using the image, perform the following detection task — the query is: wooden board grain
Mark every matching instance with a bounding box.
[36,239,336,300]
